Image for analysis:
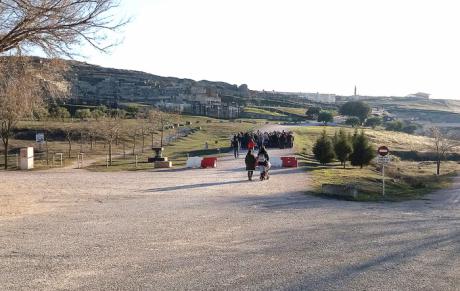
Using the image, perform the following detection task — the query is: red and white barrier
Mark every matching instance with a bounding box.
[269,156,298,168]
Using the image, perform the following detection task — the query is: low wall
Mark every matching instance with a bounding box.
[321,184,358,199]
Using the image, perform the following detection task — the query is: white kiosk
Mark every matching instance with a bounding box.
[19,147,34,170]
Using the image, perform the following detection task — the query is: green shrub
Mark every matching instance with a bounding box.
[313,130,335,165]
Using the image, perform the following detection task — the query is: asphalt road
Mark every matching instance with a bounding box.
[0,149,459,290]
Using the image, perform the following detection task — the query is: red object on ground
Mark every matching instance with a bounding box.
[201,157,217,168]
[281,156,298,168]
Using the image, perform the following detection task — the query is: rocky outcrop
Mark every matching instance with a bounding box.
[66,61,250,106]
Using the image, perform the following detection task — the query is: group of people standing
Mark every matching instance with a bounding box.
[231,130,294,159]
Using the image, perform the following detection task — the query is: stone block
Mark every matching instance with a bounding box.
[154,161,172,168]
[321,184,358,199]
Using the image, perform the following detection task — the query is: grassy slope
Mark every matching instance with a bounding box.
[243,107,287,117]
[0,117,261,171]
[268,107,308,117]
[292,126,458,201]
[85,119,257,171]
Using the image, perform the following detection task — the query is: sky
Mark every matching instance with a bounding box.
[80,0,460,99]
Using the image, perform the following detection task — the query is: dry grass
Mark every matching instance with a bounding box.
[293,126,459,201]
[0,116,262,171]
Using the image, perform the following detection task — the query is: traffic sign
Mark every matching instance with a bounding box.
[377,146,389,156]
[36,133,45,144]
[377,155,390,165]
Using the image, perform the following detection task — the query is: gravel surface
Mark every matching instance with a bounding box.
[0,147,459,290]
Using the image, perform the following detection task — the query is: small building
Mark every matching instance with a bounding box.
[406,92,430,99]
[299,92,336,104]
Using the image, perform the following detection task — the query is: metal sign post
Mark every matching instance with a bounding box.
[382,164,385,196]
[377,146,390,196]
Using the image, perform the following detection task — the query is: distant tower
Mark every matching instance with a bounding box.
[354,85,357,96]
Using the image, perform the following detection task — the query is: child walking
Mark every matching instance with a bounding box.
[245,149,257,181]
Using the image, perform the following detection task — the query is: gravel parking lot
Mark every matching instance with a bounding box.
[0,148,459,290]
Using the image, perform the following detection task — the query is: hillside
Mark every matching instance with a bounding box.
[10,57,460,125]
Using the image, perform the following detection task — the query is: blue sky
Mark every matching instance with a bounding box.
[79,0,460,99]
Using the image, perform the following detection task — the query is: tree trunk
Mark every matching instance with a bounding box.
[109,142,113,166]
[3,138,8,170]
[160,129,164,148]
[67,139,72,158]
[142,134,145,153]
[151,133,154,147]
[45,138,49,166]
[123,142,126,159]
[437,160,441,176]
[132,136,136,155]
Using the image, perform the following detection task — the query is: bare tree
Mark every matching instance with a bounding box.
[0,0,127,56]
[97,116,121,166]
[135,111,148,153]
[429,126,459,175]
[0,58,40,169]
[128,127,139,156]
[148,108,181,148]
[85,120,99,151]
[61,123,76,159]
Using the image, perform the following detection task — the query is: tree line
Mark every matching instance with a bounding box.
[313,129,376,169]
[1,103,181,169]
[306,101,419,133]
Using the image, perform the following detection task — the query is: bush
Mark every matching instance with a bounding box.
[385,120,419,134]
[91,109,105,120]
[306,107,321,120]
[313,130,335,165]
[317,111,334,125]
[350,131,375,168]
[365,117,382,129]
[52,106,70,121]
[334,129,353,168]
[345,116,361,127]
[75,109,91,120]
[385,120,403,131]
[339,101,371,122]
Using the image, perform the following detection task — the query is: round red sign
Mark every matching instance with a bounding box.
[378,146,389,156]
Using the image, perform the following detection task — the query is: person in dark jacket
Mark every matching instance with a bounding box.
[245,149,257,181]
[231,135,239,159]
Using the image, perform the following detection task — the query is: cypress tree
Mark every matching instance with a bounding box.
[350,131,375,168]
[334,129,353,168]
[313,130,335,165]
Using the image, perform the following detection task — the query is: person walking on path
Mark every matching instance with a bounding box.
[247,137,256,151]
[231,136,240,159]
[257,146,270,180]
[245,149,257,181]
